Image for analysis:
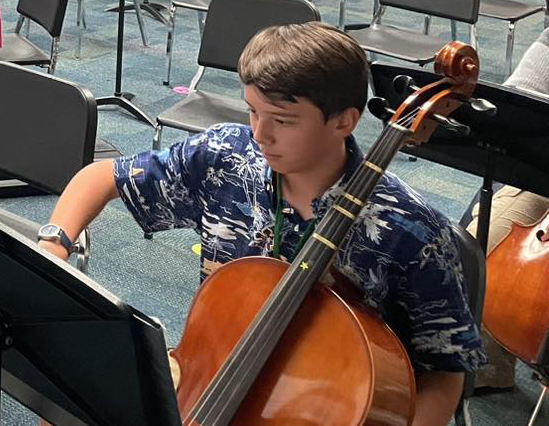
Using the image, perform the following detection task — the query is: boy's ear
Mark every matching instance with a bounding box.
[333,107,361,137]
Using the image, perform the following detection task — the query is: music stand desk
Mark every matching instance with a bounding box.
[0,222,181,426]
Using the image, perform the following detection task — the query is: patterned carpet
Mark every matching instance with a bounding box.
[0,0,548,424]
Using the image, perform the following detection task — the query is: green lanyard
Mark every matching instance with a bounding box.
[272,173,317,262]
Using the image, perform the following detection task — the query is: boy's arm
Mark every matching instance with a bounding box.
[38,160,119,259]
[412,371,464,426]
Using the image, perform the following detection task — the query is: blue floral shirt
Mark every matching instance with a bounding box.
[114,123,486,372]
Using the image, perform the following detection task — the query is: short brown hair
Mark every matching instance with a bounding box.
[238,22,368,121]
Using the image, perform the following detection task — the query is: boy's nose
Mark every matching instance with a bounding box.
[253,119,274,146]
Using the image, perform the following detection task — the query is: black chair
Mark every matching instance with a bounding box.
[0,61,121,272]
[451,223,486,426]
[153,0,321,150]
[476,0,548,78]
[0,0,69,74]
[346,0,480,67]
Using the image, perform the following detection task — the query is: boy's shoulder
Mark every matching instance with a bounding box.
[181,123,259,161]
[367,172,452,247]
[192,123,253,146]
[371,171,438,217]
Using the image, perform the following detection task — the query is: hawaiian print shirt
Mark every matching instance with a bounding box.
[114,123,486,372]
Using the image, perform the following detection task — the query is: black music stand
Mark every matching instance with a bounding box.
[0,222,181,426]
[370,62,549,253]
[96,0,155,127]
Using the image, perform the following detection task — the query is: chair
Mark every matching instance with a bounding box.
[0,61,120,272]
[451,224,486,426]
[0,0,70,74]
[73,0,150,59]
[164,0,210,86]
[475,0,549,78]
[346,0,480,68]
[153,0,321,151]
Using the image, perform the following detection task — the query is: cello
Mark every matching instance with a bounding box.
[483,211,549,366]
[171,41,480,425]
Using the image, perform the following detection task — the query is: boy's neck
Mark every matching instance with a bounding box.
[280,142,347,219]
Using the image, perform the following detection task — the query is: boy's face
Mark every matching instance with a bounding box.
[244,85,349,177]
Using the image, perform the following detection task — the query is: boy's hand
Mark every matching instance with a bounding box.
[38,240,70,260]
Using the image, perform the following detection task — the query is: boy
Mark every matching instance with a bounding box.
[38,22,485,425]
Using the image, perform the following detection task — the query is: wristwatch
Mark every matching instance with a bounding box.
[37,224,76,254]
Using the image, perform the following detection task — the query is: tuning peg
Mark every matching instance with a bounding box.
[432,114,470,136]
[393,75,419,95]
[455,94,497,116]
[368,97,395,121]
[468,97,497,116]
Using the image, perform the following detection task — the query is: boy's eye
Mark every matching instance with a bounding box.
[274,119,286,124]
[248,108,257,115]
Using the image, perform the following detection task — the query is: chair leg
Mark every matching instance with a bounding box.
[25,18,31,37]
[505,22,516,78]
[134,0,149,47]
[423,15,431,35]
[15,15,24,33]
[338,0,346,30]
[469,24,478,52]
[48,37,61,74]
[527,385,548,426]
[451,20,457,41]
[164,3,177,86]
[75,227,91,274]
[76,0,84,59]
[373,0,380,16]
[454,397,472,426]
[197,11,206,37]
[82,0,88,29]
[153,124,164,151]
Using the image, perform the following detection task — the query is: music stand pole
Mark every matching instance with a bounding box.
[96,0,156,127]
[475,146,499,254]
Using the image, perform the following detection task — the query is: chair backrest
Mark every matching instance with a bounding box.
[17,0,69,37]
[451,224,485,327]
[380,0,480,24]
[198,0,320,72]
[0,61,96,195]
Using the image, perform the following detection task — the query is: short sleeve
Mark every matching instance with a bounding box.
[114,131,213,233]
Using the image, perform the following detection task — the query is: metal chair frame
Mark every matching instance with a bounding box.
[72,0,149,59]
[164,0,209,86]
[346,0,479,69]
[476,0,549,78]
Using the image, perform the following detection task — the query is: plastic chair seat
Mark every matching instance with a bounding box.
[480,0,545,21]
[94,138,123,161]
[157,90,249,134]
[0,33,50,65]
[173,0,209,12]
[348,24,446,64]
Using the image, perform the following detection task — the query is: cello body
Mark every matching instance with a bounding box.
[483,212,549,364]
[172,257,416,425]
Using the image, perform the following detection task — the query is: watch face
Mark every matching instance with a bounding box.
[41,224,60,236]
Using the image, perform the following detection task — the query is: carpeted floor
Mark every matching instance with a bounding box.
[0,0,548,424]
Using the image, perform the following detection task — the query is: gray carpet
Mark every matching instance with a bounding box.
[0,0,548,424]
